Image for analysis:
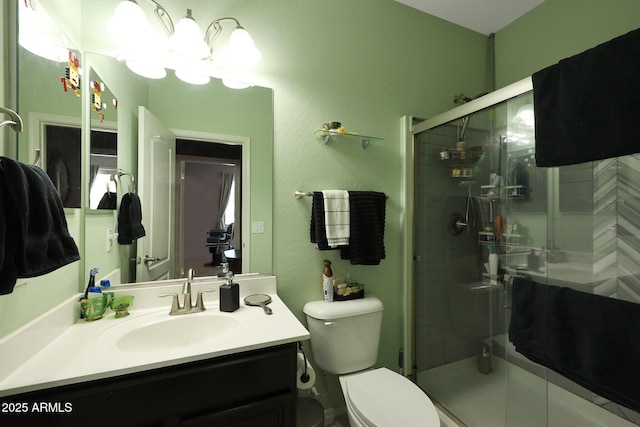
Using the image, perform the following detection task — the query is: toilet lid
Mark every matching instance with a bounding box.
[343,368,439,427]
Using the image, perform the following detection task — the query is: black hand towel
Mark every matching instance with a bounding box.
[310,191,332,250]
[533,28,640,167]
[340,191,386,265]
[117,193,146,245]
[509,277,640,412]
[0,157,80,295]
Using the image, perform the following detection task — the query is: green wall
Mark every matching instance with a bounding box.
[256,0,489,378]
[495,0,640,88]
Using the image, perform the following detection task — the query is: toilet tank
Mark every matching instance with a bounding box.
[303,297,383,375]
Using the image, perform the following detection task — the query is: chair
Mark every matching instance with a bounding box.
[205,223,234,266]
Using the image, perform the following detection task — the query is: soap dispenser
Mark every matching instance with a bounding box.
[220,271,239,312]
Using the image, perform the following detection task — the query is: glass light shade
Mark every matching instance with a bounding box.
[126,59,167,79]
[175,69,211,85]
[19,38,69,62]
[19,1,69,62]
[107,0,149,41]
[228,27,262,66]
[222,79,251,89]
[169,15,210,60]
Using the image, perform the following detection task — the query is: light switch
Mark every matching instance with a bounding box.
[251,221,264,234]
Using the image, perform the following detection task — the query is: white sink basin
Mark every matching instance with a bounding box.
[97,311,241,353]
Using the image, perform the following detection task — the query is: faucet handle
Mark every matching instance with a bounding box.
[159,293,181,315]
[195,289,216,311]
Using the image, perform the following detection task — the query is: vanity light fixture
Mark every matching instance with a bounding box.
[107,0,262,87]
[19,0,70,63]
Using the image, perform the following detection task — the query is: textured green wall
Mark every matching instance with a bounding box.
[495,0,640,88]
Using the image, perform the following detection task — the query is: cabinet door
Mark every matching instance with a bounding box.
[0,343,297,427]
[181,394,294,427]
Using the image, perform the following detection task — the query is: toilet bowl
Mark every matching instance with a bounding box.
[303,297,440,427]
[339,367,440,427]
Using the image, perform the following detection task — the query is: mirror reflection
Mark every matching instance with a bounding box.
[88,67,118,210]
[84,52,273,285]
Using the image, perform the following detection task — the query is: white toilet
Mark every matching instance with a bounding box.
[303,297,440,427]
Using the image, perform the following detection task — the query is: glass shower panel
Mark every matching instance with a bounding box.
[502,93,549,427]
[414,104,510,427]
[414,92,549,427]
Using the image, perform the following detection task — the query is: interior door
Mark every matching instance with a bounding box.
[137,106,175,282]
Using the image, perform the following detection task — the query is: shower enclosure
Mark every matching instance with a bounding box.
[412,79,640,427]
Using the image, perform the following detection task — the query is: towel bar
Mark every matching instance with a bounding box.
[295,190,388,199]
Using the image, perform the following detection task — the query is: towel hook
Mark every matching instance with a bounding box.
[110,168,136,193]
[0,107,24,133]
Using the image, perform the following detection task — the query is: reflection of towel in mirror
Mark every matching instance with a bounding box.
[117,193,146,245]
[509,277,640,413]
[0,157,80,295]
[322,190,350,248]
[97,191,117,210]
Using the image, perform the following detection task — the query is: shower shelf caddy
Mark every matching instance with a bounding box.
[314,129,383,149]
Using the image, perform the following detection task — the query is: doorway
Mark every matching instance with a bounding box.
[175,139,242,278]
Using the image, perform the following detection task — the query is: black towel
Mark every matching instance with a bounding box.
[117,193,146,245]
[97,191,117,210]
[533,28,640,167]
[0,157,80,294]
[509,277,640,412]
[310,191,332,250]
[340,191,386,265]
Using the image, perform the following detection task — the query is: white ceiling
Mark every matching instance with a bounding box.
[395,0,545,35]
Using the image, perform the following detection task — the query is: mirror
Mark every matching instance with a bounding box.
[83,50,273,284]
[2,0,272,335]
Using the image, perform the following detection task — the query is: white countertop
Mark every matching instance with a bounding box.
[0,275,310,397]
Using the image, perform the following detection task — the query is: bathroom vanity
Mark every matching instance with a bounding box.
[0,275,309,426]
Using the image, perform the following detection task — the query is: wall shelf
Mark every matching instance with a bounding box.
[314,129,383,149]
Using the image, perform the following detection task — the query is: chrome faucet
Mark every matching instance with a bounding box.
[159,268,215,315]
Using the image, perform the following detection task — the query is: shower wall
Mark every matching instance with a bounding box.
[414,120,500,370]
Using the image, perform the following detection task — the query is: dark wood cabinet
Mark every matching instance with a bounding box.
[0,343,297,427]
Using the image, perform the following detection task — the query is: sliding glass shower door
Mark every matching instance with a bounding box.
[413,91,549,427]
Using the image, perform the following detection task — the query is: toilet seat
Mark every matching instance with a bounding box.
[340,368,440,427]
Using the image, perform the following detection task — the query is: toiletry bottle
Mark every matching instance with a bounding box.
[220,271,239,312]
[84,267,100,299]
[478,344,492,374]
[323,260,333,303]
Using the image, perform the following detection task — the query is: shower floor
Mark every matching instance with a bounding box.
[418,355,637,427]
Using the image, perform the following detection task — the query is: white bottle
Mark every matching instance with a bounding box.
[489,253,499,285]
[322,260,333,303]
